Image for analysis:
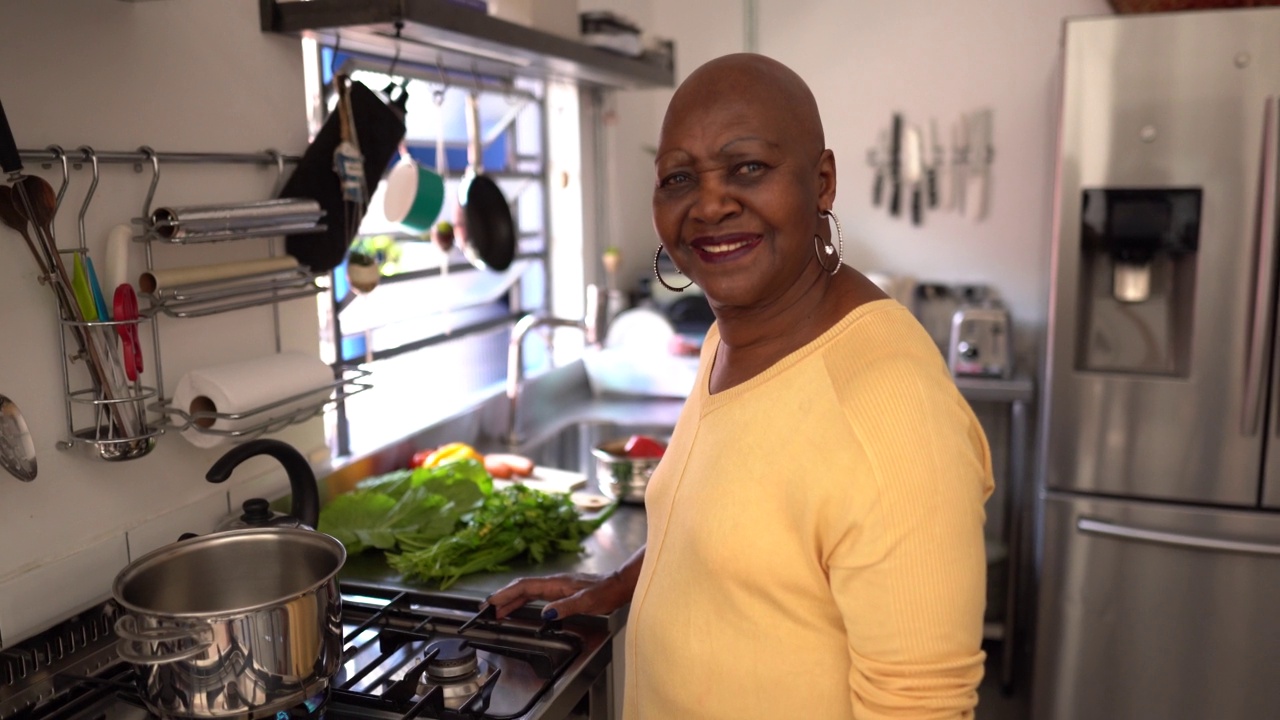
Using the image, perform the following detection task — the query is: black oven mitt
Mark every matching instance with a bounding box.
[279,81,406,273]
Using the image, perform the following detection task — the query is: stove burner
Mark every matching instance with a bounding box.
[425,640,478,680]
[271,688,329,720]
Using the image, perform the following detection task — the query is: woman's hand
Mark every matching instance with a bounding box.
[486,572,629,620]
[487,547,646,620]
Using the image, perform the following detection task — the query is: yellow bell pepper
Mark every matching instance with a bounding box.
[417,442,483,468]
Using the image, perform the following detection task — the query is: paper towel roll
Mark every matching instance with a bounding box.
[172,353,335,449]
[140,257,301,294]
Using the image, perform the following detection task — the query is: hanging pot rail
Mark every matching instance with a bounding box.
[18,148,304,167]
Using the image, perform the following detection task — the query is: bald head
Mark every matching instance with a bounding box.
[661,54,825,159]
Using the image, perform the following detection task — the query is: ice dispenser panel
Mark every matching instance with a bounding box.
[1075,188,1201,376]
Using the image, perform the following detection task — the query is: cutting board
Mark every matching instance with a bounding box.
[492,466,588,495]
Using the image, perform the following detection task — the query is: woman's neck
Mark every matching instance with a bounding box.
[707,267,882,393]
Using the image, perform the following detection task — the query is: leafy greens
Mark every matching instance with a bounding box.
[388,484,617,589]
[319,459,615,589]
[318,460,491,554]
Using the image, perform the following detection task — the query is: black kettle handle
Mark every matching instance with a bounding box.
[205,439,320,529]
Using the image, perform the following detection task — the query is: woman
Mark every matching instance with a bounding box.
[489,53,994,719]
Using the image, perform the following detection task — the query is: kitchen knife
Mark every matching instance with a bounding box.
[888,113,903,217]
[952,116,969,216]
[902,124,924,226]
[966,110,992,222]
[872,130,888,207]
[926,119,940,209]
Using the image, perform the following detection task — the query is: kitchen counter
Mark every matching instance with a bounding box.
[336,504,648,633]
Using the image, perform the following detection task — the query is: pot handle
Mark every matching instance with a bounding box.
[115,615,214,665]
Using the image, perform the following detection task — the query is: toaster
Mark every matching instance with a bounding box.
[948,304,1013,378]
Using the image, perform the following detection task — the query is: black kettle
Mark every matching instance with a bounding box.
[205,439,320,531]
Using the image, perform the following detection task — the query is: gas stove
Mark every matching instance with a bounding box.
[0,584,614,720]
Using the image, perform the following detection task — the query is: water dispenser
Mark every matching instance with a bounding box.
[1075,188,1201,375]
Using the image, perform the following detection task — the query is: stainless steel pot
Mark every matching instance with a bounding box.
[112,527,346,720]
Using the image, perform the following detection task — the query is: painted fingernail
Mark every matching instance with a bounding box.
[541,607,558,620]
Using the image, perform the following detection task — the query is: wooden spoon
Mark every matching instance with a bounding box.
[15,176,72,290]
[0,184,50,278]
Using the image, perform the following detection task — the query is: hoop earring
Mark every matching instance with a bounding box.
[653,244,692,292]
[814,209,844,275]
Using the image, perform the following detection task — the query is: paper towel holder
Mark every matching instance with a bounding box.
[161,368,372,445]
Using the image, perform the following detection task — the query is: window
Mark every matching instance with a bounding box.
[304,45,582,458]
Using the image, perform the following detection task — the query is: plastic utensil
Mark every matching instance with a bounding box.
[113,284,142,382]
[72,253,99,322]
[85,255,111,321]
[102,224,132,294]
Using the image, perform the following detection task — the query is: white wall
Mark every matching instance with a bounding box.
[594,0,1114,363]
[0,0,325,645]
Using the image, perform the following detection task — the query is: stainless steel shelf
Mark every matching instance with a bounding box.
[954,372,1036,694]
[259,0,675,89]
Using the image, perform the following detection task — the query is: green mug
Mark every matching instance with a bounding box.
[384,158,445,233]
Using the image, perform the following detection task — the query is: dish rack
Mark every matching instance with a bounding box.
[18,145,371,460]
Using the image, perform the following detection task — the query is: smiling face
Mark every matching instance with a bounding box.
[652,54,836,313]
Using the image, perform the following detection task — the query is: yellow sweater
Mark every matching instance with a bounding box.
[623,300,994,720]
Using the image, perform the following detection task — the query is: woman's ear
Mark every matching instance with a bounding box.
[817,148,837,210]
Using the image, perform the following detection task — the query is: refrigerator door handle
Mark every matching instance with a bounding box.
[1242,96,1280,436]
[1077,517,1280,557]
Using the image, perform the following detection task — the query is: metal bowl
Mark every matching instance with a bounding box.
[591,439,661,505]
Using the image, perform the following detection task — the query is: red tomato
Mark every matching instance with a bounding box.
[624,435,666,459]
[411,449,434,468]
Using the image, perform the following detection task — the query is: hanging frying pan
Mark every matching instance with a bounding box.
[456,90,516,272]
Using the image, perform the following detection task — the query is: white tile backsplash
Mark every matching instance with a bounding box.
[125,491,231,561]
[0,534,128,649]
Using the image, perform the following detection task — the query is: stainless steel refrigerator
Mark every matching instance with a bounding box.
[1035,8,1280,720]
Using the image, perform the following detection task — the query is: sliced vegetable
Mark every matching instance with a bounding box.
[483,456,513,479]
[484,453,535,478]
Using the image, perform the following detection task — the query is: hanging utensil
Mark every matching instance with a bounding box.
[278,80,405,273]
[0,103,129,437]
[114,284,143,384]
[457,88,516,272]
[0,394,37,482]
[0,185,50,278]
[431,87,455,255]
[902,124,925,226]
[925,118,941,209]
[888,113,903,217]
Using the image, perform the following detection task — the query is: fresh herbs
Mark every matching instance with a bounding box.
[388,484,617,589]
[318,459,614,589]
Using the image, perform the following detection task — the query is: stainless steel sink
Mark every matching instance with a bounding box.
[481,419,674,493]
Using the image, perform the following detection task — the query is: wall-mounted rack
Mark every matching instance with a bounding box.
[865,109,996,226]
[15,145,367,457]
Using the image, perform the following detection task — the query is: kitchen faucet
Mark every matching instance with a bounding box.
[505,287,608,446]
